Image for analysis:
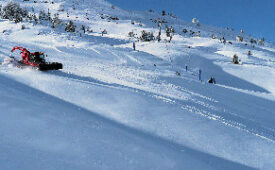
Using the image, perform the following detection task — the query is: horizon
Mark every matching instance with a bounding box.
[108,0,275,43]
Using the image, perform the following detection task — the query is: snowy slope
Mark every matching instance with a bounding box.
[0,0,274,169]
[3,74,250,170]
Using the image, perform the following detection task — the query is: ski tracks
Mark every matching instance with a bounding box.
[51,66,275,143]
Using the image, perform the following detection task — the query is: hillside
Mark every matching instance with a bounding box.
[0,0,274,169]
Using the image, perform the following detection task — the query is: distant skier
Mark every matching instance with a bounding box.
[198,69,202,81]
[133,41,136,51]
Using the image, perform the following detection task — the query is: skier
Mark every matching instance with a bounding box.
[198,69,202,81]
[133,41,136,51]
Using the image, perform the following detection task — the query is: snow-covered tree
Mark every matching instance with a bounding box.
[26,14,32,22]
[258,38,264,45]
[39,10,47,20]
[65,20,76,32]
[58,4,64,12]
[81,25,85,33]
[140,30,154,42]
[192,18,200,26]
[250,38,257,44]
[2,1,26,22]
[220,37,226,44]
[21,24,26,30]
[232,54,239,64]
[166,26,171,37]
[128,31,134,37]
[22,8,28,18]
[236,36,243,42]
[183,29,188,34]
[14,13,23,23]
[33,14,38,24]
[196,31,200,37]
[52,13,62,28]
[211,34,217,39]
[47,8,52,21]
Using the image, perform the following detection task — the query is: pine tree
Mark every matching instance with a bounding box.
[140,30,154,41]
[47,8,52,21]
[52,13,62,28]
[39,10,47,20]
[232,54,239,64]
[33,14,38,24]
[166,27,171,37]
[65,21,76,32]
[2,1,25,22]
[81,25,85,33]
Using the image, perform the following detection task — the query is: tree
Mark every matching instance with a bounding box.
[166,27,170,37]
[183,29,188,34]
[21,24,26,30]
[192,18,200,26]
[51,13,62,28]
[39,10,47,20]
[258,38,264,45]
[81,25,85,33]
[232,54,239,64]
[47,8,52,21]
[22,8,28,18]
[211,34,217,39]
[236,36,243,42]
[65,21,76,32]
[128,31,134,37]
[14,12,23,23]
[250,38,257,44]
[140,30,154,42]
[33,14,38,24]
[2,1,26,22]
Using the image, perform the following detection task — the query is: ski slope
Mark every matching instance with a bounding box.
[0,0,274,169]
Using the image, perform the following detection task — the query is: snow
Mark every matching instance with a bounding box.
[0,0,274,169]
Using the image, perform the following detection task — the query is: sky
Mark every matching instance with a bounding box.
[108,0,275,43]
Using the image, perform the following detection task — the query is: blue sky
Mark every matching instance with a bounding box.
[108,0,275,43]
